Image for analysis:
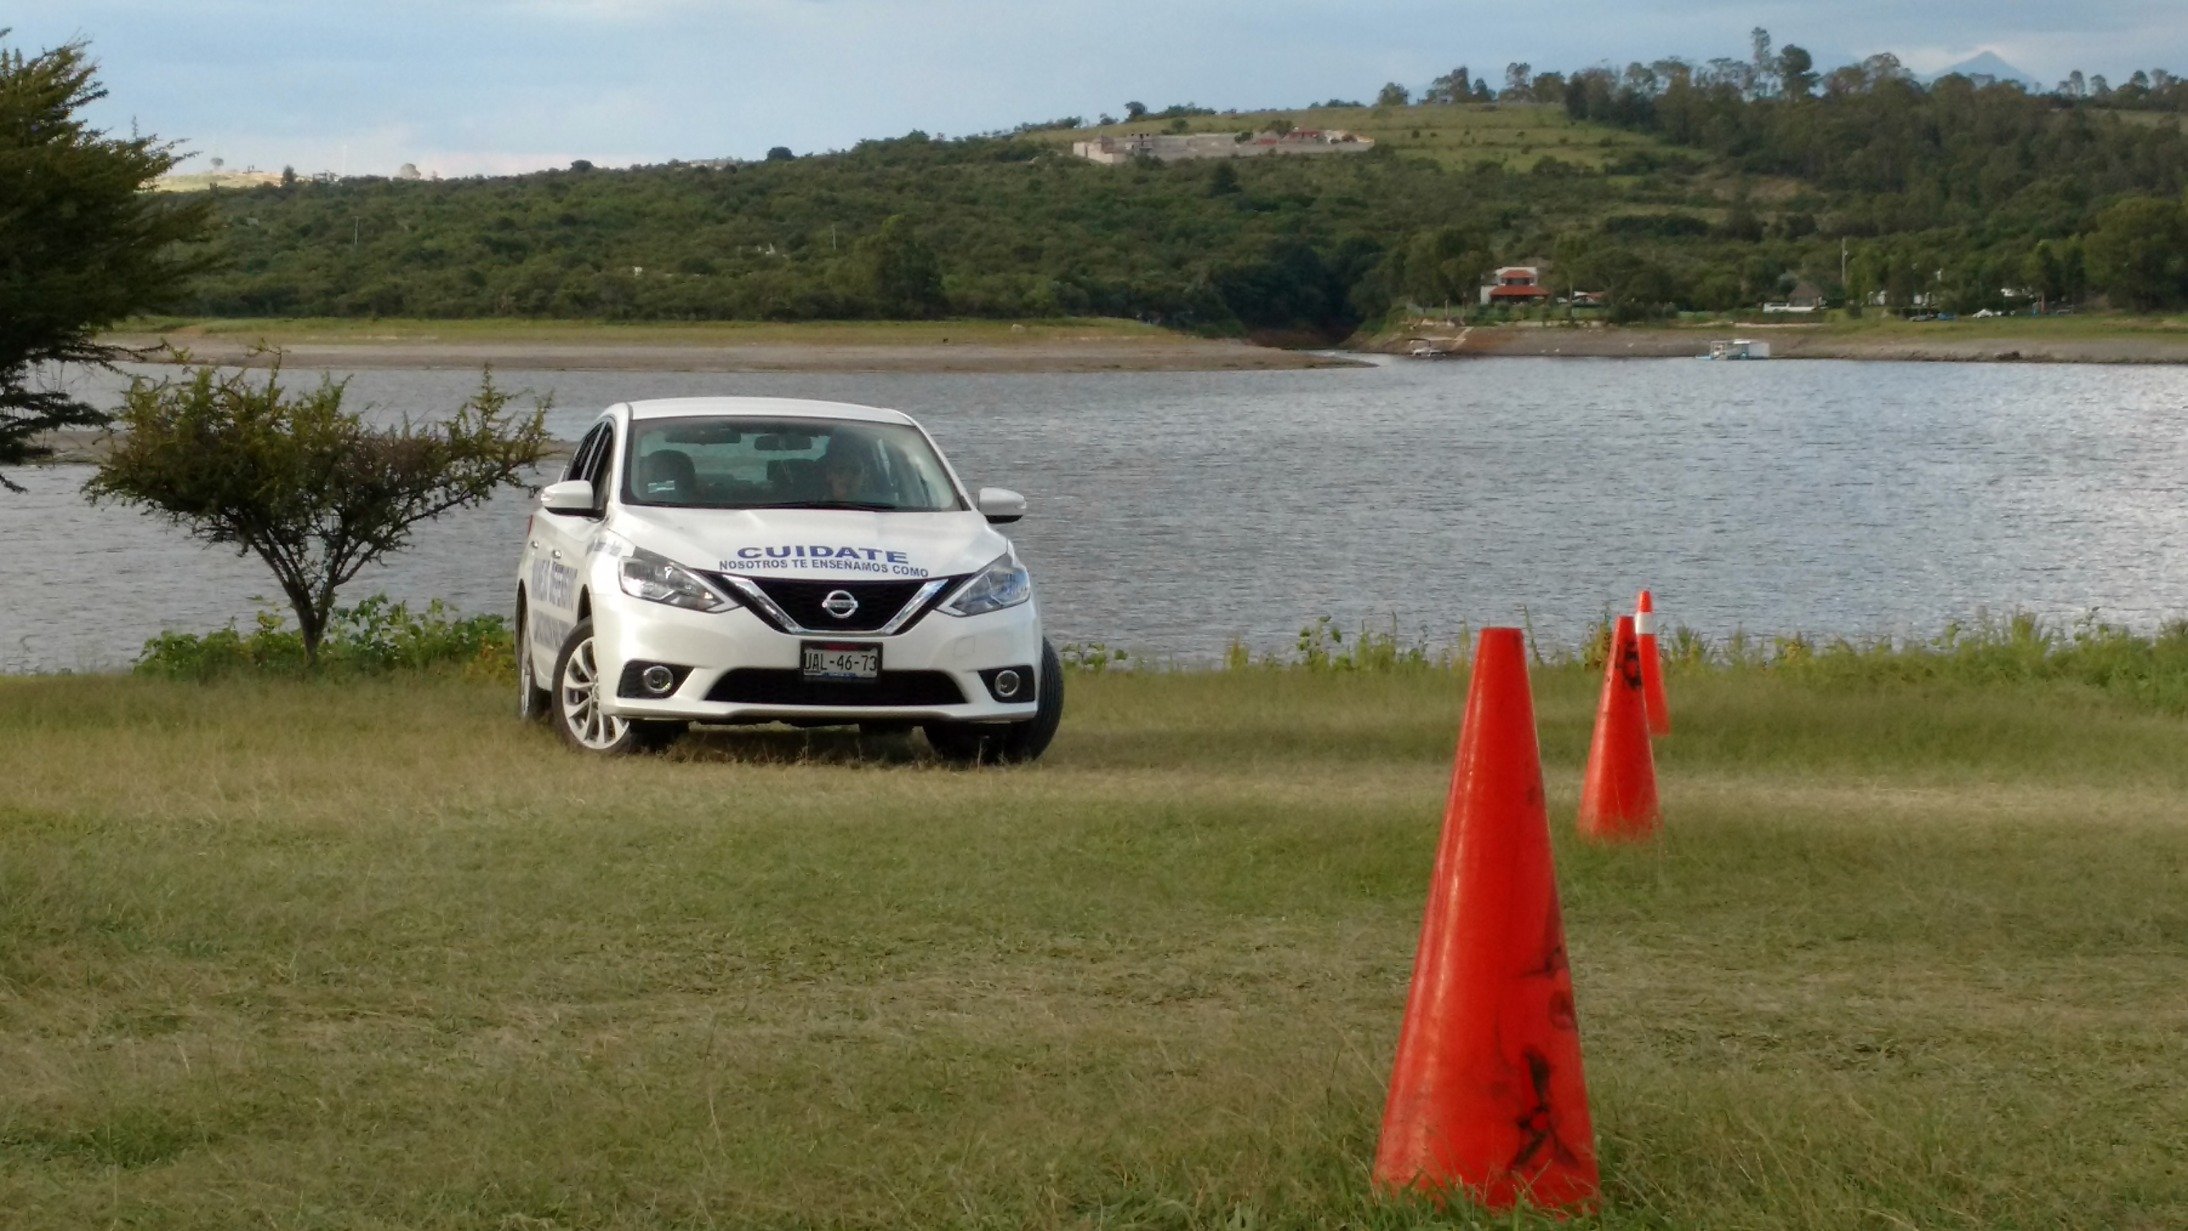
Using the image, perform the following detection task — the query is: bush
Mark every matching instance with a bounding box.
[136,595,513,681]
[1661,611,2188,712]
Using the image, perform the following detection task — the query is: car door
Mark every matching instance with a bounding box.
[527,419,612,659]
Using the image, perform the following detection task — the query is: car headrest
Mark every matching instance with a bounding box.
[640,449,697,501]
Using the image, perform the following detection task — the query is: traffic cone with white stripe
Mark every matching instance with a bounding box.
[1636,590,1671,737]
[1577,615,1660,841]
[1374,627,1600,1213]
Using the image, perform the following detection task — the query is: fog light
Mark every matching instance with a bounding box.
[992,669,1022,699]
[641,664,677,695]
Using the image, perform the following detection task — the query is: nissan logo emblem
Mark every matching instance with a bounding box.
[821,590,860,619]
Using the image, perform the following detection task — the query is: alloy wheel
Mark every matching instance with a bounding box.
[558,636,629,750]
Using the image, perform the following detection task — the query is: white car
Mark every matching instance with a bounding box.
[514,396,1060,761]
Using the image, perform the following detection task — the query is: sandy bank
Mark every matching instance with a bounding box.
[102,333,1364,374]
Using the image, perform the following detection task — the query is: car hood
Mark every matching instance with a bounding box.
[609,504,1010,582]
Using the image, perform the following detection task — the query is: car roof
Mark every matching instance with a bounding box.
[619,397,916,426]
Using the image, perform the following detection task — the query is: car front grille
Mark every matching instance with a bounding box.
[705,574,957,634]
[705,669,966,708]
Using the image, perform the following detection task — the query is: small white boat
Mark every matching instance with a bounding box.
[1705,338,1770,360]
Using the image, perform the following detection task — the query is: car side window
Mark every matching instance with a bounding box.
[581,423,616,513]
[564,424,607,484]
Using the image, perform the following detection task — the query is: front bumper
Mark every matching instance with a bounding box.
[590,588,1043,725]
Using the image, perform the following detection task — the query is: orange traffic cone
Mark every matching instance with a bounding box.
[1636,590,1671,737]
[1374,627,1600,1214]
[1577,615,1660,840]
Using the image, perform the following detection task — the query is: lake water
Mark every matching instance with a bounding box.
[5,357,2186,672]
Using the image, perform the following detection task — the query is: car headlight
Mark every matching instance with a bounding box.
[618,547,732,612]
[943,552,1031,617]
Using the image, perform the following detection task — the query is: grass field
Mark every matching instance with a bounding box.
[1811,311,2188,340]
[3,661,2185,1228]
[1026,102,1671,173]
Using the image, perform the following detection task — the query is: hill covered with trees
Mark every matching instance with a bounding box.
[182,32,2188,338]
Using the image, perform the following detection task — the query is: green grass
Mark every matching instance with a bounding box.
[1026,101,1672,172]
[1811,311,2188,339]
[3,662,2185,1228]
[108,316,1175,349]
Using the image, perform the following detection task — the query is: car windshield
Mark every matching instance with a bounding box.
[621,416,965,512]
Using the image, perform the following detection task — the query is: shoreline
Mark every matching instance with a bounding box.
[101,321,1365,375]
[32,319,2185,466]
[100,316,2188,371]
[1374,321,2188,364]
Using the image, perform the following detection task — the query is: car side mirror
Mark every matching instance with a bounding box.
[976,487,1026,525]
[540,479,596,515]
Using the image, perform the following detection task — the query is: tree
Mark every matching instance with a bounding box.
[849,215,945,317]
[2084,197,2188,310]
[1376,81,1411,108]
[1750,27,1776,97]
[1423,66,1472,105]
[1504,63,1533,96]
[1124,100,1148,120]
[0,34,215,491]
[764,146,793,162]
[86,358,550,664]
[1778,45,1816,100]
[2022,240,2068,308]
[1383,226,1491,311]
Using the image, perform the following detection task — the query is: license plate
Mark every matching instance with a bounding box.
[801,641,881,681]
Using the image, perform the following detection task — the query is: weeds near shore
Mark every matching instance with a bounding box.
[123,596,2188,714]
[1208,610,2188,705]
[133,595,511,680]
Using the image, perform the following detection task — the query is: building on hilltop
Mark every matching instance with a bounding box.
[1071,128,1373,165]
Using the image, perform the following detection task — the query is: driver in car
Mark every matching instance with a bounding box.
[816,437,886,504]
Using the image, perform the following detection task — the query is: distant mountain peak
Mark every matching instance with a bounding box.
[1930,51,2043,89]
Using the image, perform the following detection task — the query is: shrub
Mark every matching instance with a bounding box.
[136,595,513,681]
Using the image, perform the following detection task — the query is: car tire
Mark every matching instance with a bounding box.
[925,640,1064,766]
[516,603,553,723]
[552,617,682,755]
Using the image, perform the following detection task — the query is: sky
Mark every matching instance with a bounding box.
[11,1,2187,178]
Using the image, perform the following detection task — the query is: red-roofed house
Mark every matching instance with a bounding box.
[1481,265,1552,306]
